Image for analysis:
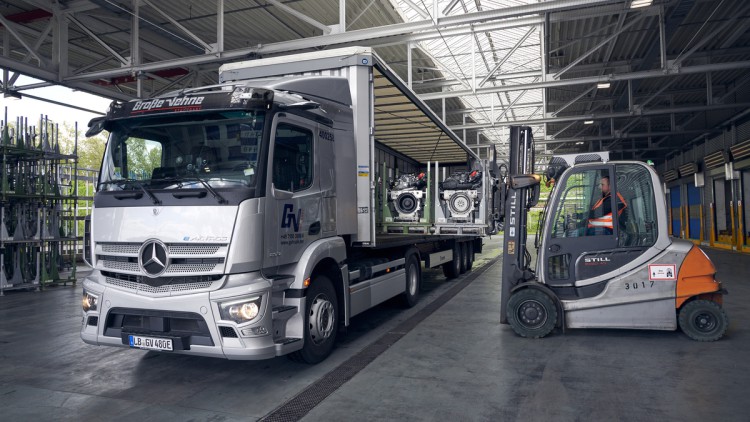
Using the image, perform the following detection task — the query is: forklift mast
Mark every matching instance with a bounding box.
[499,126,540,324]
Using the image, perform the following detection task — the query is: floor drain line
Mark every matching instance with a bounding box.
[260,257,500,422]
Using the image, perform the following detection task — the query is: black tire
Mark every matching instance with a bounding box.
[465,241,474,271]
[458,243,467,274]
[401,253,421,307]
[289,275,338,364]
[442,242,461,279]
[678,299,729,342]
[506,289,558,339]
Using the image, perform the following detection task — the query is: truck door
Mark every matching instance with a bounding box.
[264,113,321,270]
[542,166,619,288]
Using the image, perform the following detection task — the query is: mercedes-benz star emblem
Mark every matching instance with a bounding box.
[139,240,169,278]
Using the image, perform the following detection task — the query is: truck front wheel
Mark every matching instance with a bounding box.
[290,275,338,364]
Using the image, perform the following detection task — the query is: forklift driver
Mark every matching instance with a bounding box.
[587,176,628,235]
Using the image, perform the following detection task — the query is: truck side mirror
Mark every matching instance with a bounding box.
[86,117,106,137]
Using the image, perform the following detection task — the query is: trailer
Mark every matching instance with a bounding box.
[80,47,497,363]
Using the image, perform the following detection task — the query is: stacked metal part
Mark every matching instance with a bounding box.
[0,107,80,295]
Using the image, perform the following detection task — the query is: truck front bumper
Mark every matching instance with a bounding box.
[79,274,294,360]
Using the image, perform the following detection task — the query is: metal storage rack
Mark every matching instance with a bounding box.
[0,109,79,295]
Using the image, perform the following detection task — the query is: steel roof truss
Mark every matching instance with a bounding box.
[0,13,44,65]
[479,26,536,88]
[553,10,652,80]
[265,0,332,35]
[671,1,750,70]
[67,15,129,65]
[142,0,213,53]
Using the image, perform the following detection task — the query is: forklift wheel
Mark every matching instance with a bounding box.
[678,300,729,342]
[506,289,558,339]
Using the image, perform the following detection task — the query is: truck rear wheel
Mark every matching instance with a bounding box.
[678,299,728,342]
[458,243,468,274]
[465,241,474,271]
[401,252,421,307]
[289,275,338,364]
[506,289,558,339]
[442,242,461,279]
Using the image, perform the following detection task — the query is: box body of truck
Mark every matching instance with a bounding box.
[80,47,493,363]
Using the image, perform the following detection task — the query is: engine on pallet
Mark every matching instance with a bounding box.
[388,172,427,222]
[439,170,483,222]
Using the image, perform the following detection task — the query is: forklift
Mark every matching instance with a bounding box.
[498,126,728,341]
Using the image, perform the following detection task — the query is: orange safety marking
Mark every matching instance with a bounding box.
[675,246,722,308]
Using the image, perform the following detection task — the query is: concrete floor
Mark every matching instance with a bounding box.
[1,237,748,421]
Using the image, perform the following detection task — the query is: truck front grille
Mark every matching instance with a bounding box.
[166,263,222,273]
[101,243,140,254]
[101,243,222,255]
[103,271,222,294]
[168,245,222,255]
[95,242,229,278]
[103,260,141,272]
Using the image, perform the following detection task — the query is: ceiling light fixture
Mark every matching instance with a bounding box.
[630,0,653,9]
[597,82,611,89]
[584,120,594,125]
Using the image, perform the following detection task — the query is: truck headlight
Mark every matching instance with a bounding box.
[82,290,98,312]
[218,296,262,323]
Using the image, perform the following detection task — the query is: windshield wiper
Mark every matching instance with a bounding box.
[179,177,228,204]
[100,179,161,205]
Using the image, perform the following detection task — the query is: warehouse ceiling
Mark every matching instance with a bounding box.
[1,0,749,169]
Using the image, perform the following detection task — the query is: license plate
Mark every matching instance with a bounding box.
[128,335,173,351]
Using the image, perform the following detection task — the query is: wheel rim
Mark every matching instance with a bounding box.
[407,263,418,296]
[517,299,548,329]
[309,293,335,345]
[693,311,717,333]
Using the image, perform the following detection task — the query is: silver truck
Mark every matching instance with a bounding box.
[80,47,495,363]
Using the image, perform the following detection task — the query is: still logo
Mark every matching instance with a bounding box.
[584,257,611,263]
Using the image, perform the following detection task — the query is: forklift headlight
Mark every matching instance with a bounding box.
[82,290,98,312]
[218,296,263,324]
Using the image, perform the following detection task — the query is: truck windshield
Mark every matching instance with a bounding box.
[99,111,265,191]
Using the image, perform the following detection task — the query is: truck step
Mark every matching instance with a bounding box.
[275,337,301,345]
[272,305,297,320]
[274,337,303,355]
